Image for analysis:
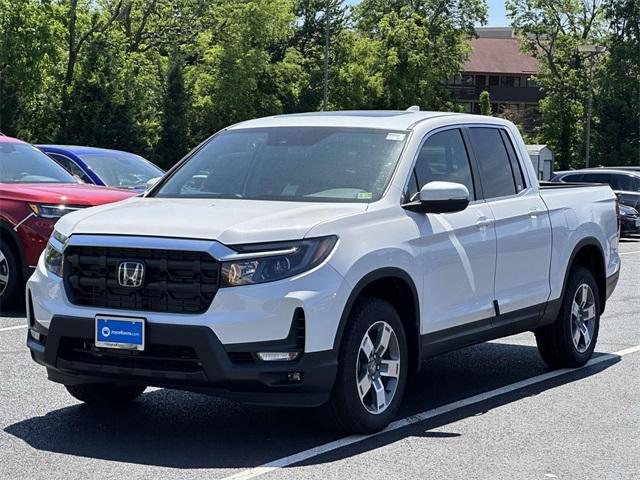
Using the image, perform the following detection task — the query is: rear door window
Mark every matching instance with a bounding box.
[467,127,517,199]
[499,130,526,192]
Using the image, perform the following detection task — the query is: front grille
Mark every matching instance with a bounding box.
[64,246,220,314]
[58,338,203,373]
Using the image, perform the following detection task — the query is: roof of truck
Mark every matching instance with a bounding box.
[230,110,466,131]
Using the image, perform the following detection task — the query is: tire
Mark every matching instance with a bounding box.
[321,297,408,434]
[65,383,147,404]
[0,241,22,311]
[535,266,600,368]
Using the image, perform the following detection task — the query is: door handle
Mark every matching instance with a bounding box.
[529,206,539,218]
[476,217,493,228]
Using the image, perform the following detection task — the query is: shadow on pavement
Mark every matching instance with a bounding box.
[4,341,619,469]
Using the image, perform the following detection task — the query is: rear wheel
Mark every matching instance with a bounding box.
[535,267,600,368]
[321,298,408,434]
[65,383,147,404]
[0,242,21,311]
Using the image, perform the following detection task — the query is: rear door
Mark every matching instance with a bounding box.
[466,126,552,322]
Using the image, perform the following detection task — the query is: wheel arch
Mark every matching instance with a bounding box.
[334,267,421,373]
[562,237,607,314]
[0,221,26,272]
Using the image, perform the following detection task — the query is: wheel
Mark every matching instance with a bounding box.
[321,298,408,434]
[0,242,21,311]
[65,383,147,404]
[535,266,600,368]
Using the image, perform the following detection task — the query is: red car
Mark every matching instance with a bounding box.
[0,136,136,308]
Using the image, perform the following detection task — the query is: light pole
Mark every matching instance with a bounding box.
[322,1,330,111]
[578,44,605,168]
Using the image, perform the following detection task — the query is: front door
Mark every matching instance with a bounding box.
[406,128,498,336]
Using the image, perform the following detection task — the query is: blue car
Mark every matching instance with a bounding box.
[37,145,164,192]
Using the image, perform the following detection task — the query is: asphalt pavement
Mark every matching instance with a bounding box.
[1,237,638,480]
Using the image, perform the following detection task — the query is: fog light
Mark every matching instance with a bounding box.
[256,352,300,362]
[29,329,41,341]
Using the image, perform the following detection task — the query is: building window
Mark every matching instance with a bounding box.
[475,75,486,86]
[500,76,521,87]
[489,75,499,86]
[526,77,538,88]
[462,75,474,86]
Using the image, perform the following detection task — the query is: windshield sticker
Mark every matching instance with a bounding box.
[357,192,373,200]
[386,133,406,141]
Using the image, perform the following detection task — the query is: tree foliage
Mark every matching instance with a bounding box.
[1,0,636,169]
[479,90,490,115]
[507,0,616,169]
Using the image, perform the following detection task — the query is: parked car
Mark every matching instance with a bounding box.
[551,168,640,210]
[0,136,137,308]
[620,204,640,236]
[37,145,164,192]
[27,111,620,434]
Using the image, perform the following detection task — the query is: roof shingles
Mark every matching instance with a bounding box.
[463,38,538,75]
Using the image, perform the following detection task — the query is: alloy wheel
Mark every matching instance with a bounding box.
[571,283,597,353]
[356,320,400,415]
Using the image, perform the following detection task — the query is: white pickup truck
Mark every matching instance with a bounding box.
[26,110,620,433]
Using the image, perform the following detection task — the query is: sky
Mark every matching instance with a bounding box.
[344,1,510,28]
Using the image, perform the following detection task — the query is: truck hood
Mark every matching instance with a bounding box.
[56,197,368,245]
[0,183,135,205]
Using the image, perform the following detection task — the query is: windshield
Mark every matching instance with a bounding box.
[154,127,408,202]
[0,143,77,184]
[80,152,164,189]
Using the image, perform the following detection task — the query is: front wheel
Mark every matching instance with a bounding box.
[535,266,600,368]
[321,298,408,434]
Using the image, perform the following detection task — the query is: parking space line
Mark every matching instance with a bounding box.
[619,250,640,255]
[0,325,27,333]
[220,345,640,480]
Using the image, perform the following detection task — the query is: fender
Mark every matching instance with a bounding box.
[543,236,607,323]
[333,267,421,371]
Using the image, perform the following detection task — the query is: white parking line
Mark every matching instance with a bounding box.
[221,345,640,480]
[0,324,27,333]
[619,250,640,255]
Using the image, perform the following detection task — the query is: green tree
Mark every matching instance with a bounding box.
[156,56,191,168]
[507,0,606,170]
[479,90,491,115]
[352,0,487,109]
[0,0,59,138]
[594,0,639,166]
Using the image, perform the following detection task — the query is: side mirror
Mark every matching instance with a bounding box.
[145,177,161,191]
[402,181,470,214]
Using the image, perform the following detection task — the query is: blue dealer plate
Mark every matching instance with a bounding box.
[95,316,145,351]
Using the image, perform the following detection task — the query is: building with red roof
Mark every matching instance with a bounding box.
[448,27,543,115]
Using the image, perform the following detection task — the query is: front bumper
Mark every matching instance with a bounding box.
[27,314,338,407]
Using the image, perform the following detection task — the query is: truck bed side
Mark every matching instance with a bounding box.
[539,184,620,303]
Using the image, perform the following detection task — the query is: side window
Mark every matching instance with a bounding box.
[409,129,475,201]
[499,130,526,192]
[561,174,584,182]
[48,153,92,183]
[467,127,517,199]
[610,174,632,191]
[583,173,612,185]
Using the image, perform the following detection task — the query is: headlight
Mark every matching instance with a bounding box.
[43,230,67,276]
[221,236,338,287]
[29,203,82,219]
